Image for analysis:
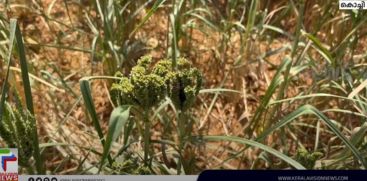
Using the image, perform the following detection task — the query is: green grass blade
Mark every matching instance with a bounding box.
[0,18,16,121]
[99,105,130,172]
[201,135,306,169]
[263,25,294,39]
[170,13,178,66]
[246,0,258,34]
[269,93,367,107]
[257,105,367,168]
[79,78,112,165]
[199,88,241,94]
[241,0,258,55]
[246,57,291,134]
[333,122,367,161]
[350,122,367,146]
[12,19,45,174]
[186,13,219,31]
[79,79,104,140]
[303,32,333,65]
[129,0,167,38]
[14,20,34,115]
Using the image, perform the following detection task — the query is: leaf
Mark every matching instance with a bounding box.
[348,79,367,99]
[199,88,241,94]
[257,105,367,168]
[187,12,219,31]
[79,78,112,165]
[263,24,293,39]
[0,18,16,122]
[14,19,34,115]
[304,32,333,65]
[6,19,45,174]
[80,79,104,140]
[270,93,367,107]
[334,122,367,160]
[201,135,306,169]
[246,57,291,133]
[129,0,167,38]
[99,105,131,171]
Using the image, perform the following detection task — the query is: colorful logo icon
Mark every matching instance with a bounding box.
[0,148,18,181]
[0,149,17,172]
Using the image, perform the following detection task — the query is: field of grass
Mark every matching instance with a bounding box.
[1,0,367,175]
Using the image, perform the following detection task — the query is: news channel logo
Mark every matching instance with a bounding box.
[0,148,18,181]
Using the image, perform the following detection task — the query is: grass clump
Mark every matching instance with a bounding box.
[5,0,367,173]
[110,154,152,175]
[0,101,34,166]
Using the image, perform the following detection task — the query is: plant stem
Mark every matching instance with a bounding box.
[143,111,151,166]
[177,111,187,174]
[26,165,35,174]
[31,124,45,174]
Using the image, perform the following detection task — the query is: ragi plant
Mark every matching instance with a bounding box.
[295,148,323,169]
[0,96,34,167]
[153,57,202,174]
[111,55,202,174]
[0,19,44,174]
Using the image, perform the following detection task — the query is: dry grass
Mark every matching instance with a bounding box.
[1,0,367,174]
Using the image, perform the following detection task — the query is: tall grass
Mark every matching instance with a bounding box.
[0,19,44,174]
[1,0,367,174]
[89,0,166,75]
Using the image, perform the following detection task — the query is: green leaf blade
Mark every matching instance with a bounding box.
[257,105,367,168]
[202,135,306,170]
[99,105,131,171]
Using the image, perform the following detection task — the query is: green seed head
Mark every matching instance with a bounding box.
[0,102,34,166]
[0,115,17,148]
[136,55,152,69]
[152,59,172,78]
[177,57,191,69]
[112,56,202,112]
[112,77,136,105]
[295,148,323,169]
[112,56,166,109]
[133,73,166,109]
[168,58,202,111]
[13,109,34,166]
